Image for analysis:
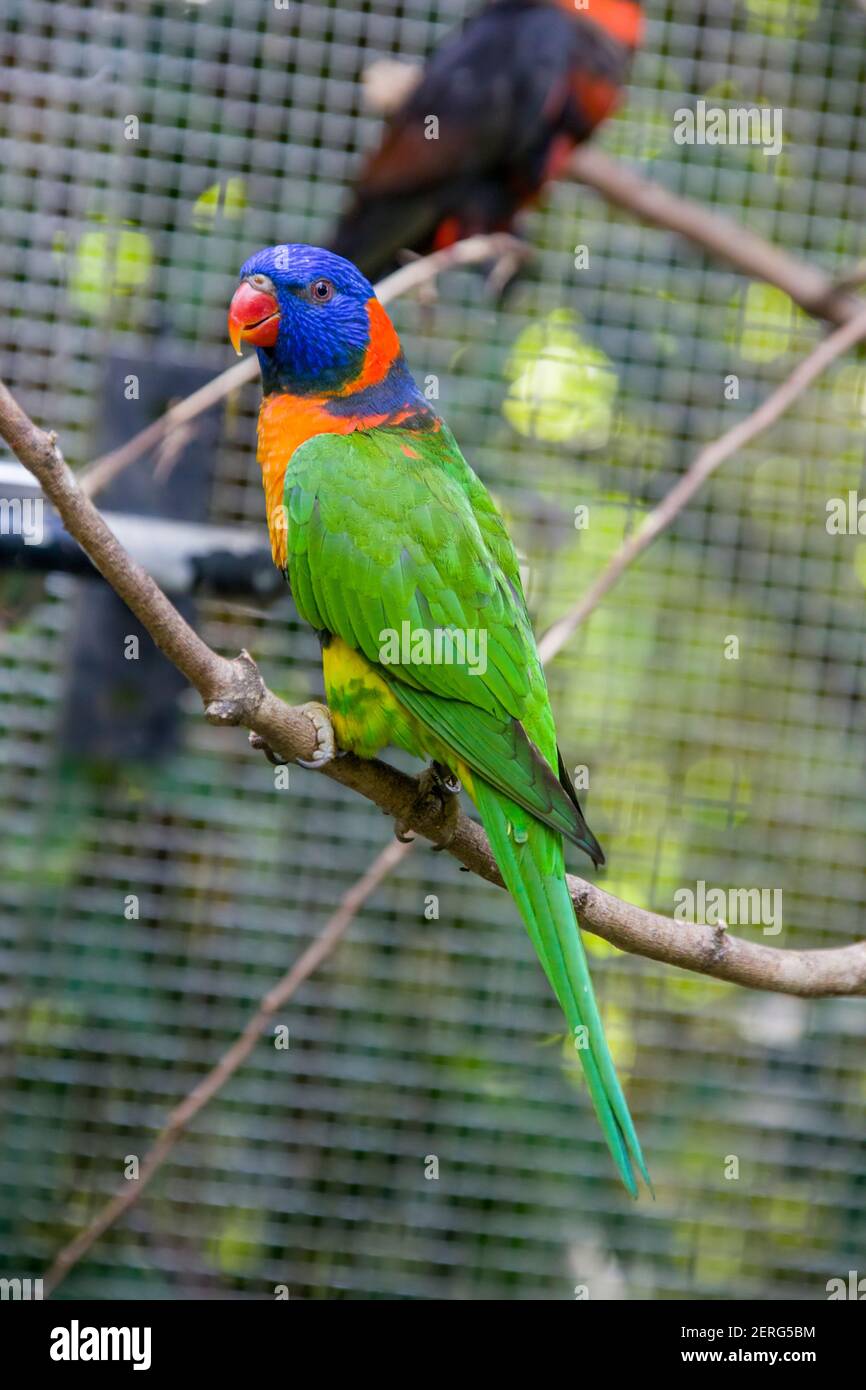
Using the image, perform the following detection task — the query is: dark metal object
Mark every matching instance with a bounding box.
[0,490,280,599]
[59,353,232,761]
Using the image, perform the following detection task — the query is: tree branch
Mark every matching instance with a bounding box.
[40,834,416,1297]
[1,375,864,998]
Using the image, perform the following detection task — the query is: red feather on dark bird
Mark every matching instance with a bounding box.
[330,0,643,280]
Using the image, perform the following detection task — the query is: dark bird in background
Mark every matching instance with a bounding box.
[330,0,644,281]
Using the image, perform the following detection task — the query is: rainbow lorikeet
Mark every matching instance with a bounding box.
[228,244,649,1195]
[330,0,643,281]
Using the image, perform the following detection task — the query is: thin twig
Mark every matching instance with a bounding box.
[569,146,864,328]
[77,234,522,499]
[538,303,866,663]
[79,357,255,501]
[41,834,415,1297]
[830,257,866,297]
[74,154,866,502]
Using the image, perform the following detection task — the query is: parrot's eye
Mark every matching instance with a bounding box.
[249,274,271,290]
[309,278,335,303]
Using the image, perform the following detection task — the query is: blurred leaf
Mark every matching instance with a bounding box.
[23,997,86,1050]
[503,311,618,447]
[208,1208,265,1277]
[744,0,821,39]
[192,177,248,228]
[683,756,752,831]
[729,283,799,363]
[68,226,152,318]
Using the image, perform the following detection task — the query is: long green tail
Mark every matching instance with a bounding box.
[473,777,650,1197]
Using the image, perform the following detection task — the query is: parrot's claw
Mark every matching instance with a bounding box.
[294,701,339,769]
[394,760,461,849]
[248,731,288,767]
[432,761,461,797]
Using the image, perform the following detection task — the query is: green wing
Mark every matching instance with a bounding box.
[284,424,602,863]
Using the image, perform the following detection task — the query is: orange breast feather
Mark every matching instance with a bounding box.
[257,394,354,569]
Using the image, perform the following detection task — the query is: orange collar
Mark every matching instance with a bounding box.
[257,389,433,569]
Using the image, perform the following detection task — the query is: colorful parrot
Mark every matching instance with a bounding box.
[228,244,649,1195]
[330,0,643,281]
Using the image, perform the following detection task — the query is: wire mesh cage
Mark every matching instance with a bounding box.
[1,0,865,1300]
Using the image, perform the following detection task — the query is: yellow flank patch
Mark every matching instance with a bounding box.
[322,637,411,759]
[321,636,464,779]
[322,636,386,704]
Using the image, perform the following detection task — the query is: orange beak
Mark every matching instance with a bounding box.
[228,280,280,355]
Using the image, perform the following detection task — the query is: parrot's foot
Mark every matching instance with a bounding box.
[394,760,461,848]
[295,701,339,769]
[248,702,338,770]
